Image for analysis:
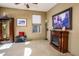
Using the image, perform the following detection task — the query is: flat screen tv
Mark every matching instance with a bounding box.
[52,7,72,30]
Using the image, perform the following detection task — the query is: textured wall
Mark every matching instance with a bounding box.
[47,3,79,55]
[0,7,46,40]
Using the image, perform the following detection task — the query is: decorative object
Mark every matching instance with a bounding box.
[3,12,6,16]
[17,18,26,26]
[2,22,7,39]
[62,26,65,31]
[52,7,72,30]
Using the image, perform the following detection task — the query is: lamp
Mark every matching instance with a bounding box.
[3,12,6,16]
[45,20,48,23]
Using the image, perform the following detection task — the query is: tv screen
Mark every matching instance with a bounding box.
[52,7,72,30]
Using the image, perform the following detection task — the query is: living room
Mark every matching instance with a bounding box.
[0,3,79,56]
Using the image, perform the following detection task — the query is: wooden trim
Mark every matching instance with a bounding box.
[9,18,15,42]
[0,22,3,41]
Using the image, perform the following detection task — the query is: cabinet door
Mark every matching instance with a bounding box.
[0,23,3,41]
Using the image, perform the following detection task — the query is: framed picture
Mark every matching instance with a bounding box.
[52,7,72,30]
[17,18,26,26]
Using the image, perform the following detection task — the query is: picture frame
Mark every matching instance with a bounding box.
[17,18,27,26]
[52,7,72,30]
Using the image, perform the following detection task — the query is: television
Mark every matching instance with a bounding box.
[52,7,72,30]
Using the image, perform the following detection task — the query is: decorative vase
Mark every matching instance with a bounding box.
[62,26,65,31]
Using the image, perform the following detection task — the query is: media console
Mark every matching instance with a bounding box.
[50,30,69,53]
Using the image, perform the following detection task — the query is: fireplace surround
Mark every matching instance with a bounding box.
[50,30,69,53]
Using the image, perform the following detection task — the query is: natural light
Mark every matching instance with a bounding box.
[0,43,13,50]
[24,47,32,56]
[32,15,41,24]
[25,41,30,45]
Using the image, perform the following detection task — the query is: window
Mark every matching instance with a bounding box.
[32,15,41,33]
[32,24,40,32]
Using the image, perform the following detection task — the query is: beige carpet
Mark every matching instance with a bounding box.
[0,39,72,56]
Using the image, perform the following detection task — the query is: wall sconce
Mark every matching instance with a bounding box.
[3,12,7,16]
[45,20,48,23]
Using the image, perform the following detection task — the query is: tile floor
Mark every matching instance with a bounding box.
[0,39,72,56]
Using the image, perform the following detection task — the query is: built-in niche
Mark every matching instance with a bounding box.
[0,15,14,42]
[2,21,9,40]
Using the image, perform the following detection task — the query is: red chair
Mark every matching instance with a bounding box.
[15,32,27,42]
[19,32,25,36]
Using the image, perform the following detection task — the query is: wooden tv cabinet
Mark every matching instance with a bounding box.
[50,30,69,53]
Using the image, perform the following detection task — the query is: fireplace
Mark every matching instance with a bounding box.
[51,35,59,47]
[50,30,69,53]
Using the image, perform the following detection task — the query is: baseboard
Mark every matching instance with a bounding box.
[67,51,75,56]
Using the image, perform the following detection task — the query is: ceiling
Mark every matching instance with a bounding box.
[0,3,56,12]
